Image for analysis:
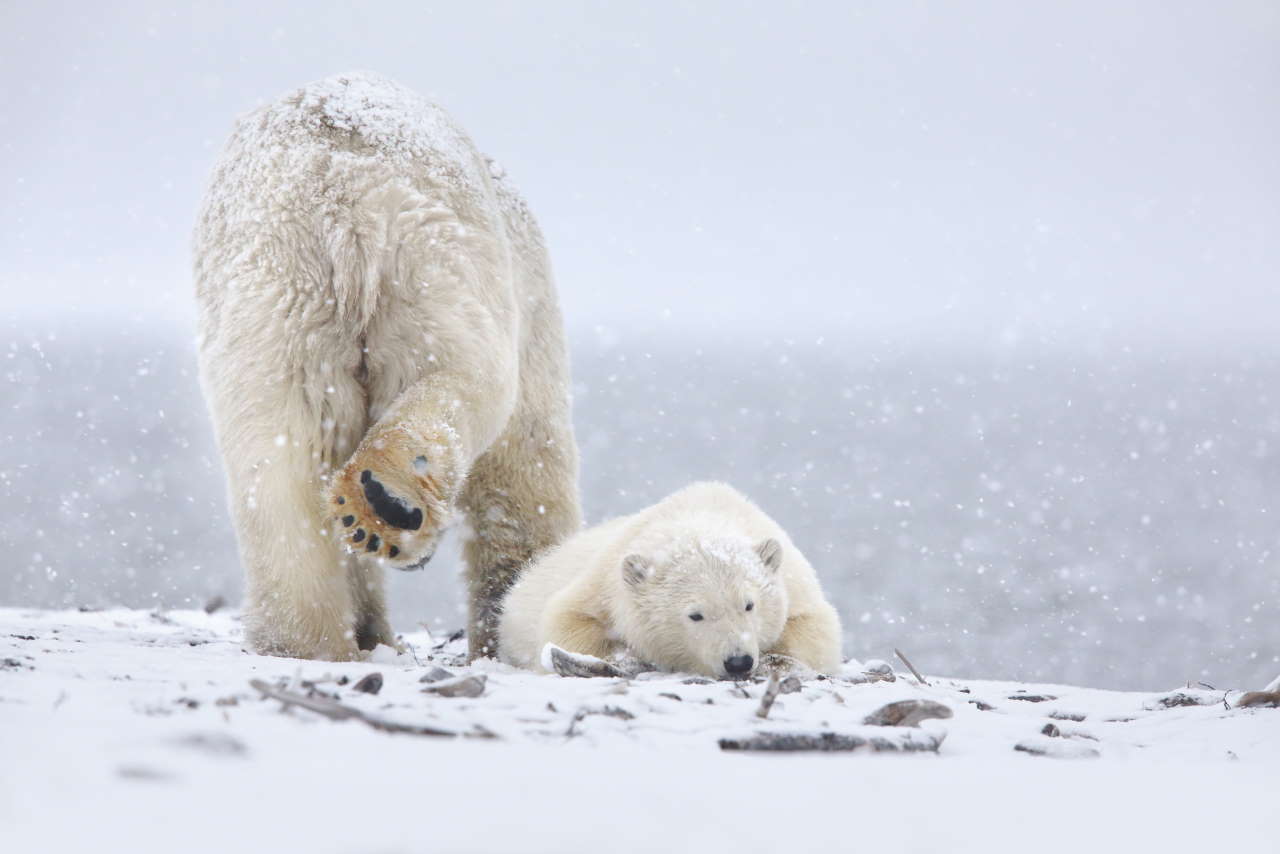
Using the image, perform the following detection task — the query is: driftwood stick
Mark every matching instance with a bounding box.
[895,648,928,686]
[250,679,465,738]
[720,730,942,753]
[756,673,782,719]
[755,673,801,719]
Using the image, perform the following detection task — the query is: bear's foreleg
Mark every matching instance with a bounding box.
[540,610,615,667]
[768,604,844,674]
[326,342,518,570]
[224,439,364,661]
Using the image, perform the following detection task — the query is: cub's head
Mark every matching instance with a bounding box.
[617,537,788,679]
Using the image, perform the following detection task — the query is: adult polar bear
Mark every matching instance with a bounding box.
[194,73,580,661]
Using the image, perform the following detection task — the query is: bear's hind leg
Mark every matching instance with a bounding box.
[460,409,581,659]
[349,556,399,652]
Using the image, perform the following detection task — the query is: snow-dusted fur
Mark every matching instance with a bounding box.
[499,482,843,677]
[193,73,580,662]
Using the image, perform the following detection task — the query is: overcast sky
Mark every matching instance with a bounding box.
[2,1,1277,342]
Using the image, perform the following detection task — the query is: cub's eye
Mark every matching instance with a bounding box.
[689,613,704,622]
[745,601,754,612]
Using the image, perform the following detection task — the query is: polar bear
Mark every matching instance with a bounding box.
[498,482,843,677]
[193,73,580,661]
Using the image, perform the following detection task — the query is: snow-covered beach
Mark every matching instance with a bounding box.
[3,607,1274,853]
[5,4,1279,852]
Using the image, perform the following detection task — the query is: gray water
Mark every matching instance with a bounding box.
[4,318,1277,690]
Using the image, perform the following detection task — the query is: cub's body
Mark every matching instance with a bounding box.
[499,482,843,678]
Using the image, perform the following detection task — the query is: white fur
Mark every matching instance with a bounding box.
[193,73,580,661]
[498,482,844,677]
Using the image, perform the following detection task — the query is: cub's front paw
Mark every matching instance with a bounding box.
[758,652,810,679]
[327,431,452,568]
[541,644,628,678]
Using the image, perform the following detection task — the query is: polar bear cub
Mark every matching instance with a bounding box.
[498,482,843,678]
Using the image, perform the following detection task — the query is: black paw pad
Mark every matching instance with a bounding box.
[352,528,366,543]
[341,515,355,527]
[336,496,345,505]
[361,472,424,531]
[367,534,381,552]
[389,546,400,558]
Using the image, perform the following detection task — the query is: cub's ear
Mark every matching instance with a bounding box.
[755,538,782,573]
[622,554,651,587]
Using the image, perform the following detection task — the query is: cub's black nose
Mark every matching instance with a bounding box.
[724,654,754,676]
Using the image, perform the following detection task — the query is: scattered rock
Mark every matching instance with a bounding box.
[117,764,175,782]
[682,676,714,685]
[1041,723,1061,737]
[203,595,227,614]
[658,692,682,702]
[421,674,486,699]
[1049,711,1086,721]
[969,699,996,711]
[1014,737,1100,759]
[860,660,897,683]
[352,672,383,695]
[1147,691,1216,709]
[1007,693,1056,703]
[172,732,248,757]
[863,699,953,728]
[418,666,455,684]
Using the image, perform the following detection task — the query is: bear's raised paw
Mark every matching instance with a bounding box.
[327,434,451,569]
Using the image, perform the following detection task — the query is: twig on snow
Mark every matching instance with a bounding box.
[250,679,479,738]
[895,648,928,686]
[756,673,802,719]
[565,705,634,737]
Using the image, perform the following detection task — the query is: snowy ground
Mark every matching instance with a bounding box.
[1,607,1275,854]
